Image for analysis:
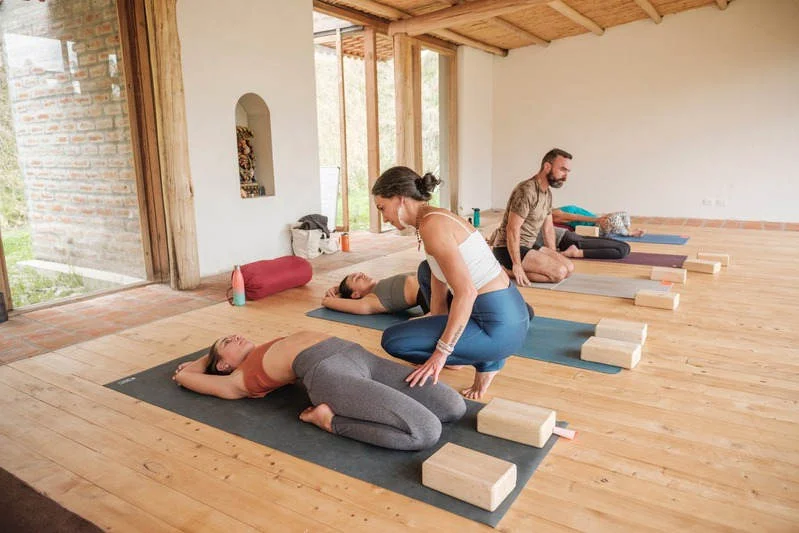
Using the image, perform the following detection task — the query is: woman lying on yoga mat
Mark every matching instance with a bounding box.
[371,166,531,400]
[534,226,631,260]
[552,205,646,237]
[321,271,429,315]
[172,330,466,451]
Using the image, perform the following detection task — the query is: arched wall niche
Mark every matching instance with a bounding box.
[235,92,275,198]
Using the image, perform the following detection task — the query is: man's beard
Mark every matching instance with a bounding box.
[547,171,566,188]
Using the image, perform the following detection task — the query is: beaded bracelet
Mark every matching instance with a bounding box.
[436,338,455,356]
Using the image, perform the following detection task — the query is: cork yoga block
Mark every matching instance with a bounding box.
[650,266,687,284]
[580,336,641,369]
[684,259,721,274]
[595,318,648,346]
[477,398,556,448]
[422,443,517,512]
[575,225,600,237]
[697,252,730,266]
[635,290,680,310]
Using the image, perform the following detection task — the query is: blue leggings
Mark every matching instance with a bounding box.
[380,261,530,373]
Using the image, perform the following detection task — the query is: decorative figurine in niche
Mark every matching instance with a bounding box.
[237,126,260,197]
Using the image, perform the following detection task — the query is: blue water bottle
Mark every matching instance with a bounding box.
[472,208,481,228]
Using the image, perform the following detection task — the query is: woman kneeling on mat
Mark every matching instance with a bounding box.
[371,166,531,400]
[172,330,466,451]
[322,271,429,315]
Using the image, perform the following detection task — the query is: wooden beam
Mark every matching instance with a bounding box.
[389,0,550,37]
[336,29,350,232]
[364,27,381,233]
[144,0,200,289]
[393,34,419,170]
[117,0,169,283]
[715,0,728,9]
[0,227,11,313]
[547,0,604,36]
[490,17,549,46]
[632,0,662,23]
[444,54,459,213]
[412,42,423,173]
[334,0,500,55]
[314,0,456,55]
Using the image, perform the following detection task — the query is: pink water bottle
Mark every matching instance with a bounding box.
[231,265,246,306]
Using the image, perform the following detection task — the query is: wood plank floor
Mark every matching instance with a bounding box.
[1,222,798,532]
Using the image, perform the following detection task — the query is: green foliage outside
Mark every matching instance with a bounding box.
[315,48,441,230]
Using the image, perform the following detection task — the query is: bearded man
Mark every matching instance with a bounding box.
[491,148,575,285]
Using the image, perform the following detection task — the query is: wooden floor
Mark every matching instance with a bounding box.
[1,222,798,532]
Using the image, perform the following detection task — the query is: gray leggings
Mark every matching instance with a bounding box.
[292,337,466,450]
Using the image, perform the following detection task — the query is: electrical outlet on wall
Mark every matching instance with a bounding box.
[715,198,727,207]
[702,198,714,206]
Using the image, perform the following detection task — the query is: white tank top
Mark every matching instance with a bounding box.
[423,212,503,290]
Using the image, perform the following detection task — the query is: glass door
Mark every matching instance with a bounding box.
[0,0,148,310]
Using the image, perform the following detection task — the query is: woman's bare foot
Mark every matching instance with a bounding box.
[299,403,335,433]
[461,371,498,400]
[560,244,584,258]
[631,228,646,237]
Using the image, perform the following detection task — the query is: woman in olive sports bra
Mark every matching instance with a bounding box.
[321,271,429,315]
[172,330,465,451]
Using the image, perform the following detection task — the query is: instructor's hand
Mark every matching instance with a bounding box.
[512,263,532,287]
[406,351,448,388]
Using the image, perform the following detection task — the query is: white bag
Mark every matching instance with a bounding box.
[291,227,323,259]
[319,233,340,254]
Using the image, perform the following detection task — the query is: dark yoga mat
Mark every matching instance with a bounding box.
[584,252,687,268]
[106,352,568,527]
[306,308,621,374]
[611,233,689,245]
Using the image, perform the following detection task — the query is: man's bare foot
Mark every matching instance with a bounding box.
[560,244,584,258]
[631,229,646,237]
[461,371,498,400]
[299,403,335,433]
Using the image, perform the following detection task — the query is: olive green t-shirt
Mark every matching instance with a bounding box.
[493,178,552,248]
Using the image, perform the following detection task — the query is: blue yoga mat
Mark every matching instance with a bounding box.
[306,308,621,374]
[611,233,690,245]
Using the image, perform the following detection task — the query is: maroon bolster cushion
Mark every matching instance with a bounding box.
[240,256,312,300]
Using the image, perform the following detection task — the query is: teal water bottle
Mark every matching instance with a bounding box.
[472,208,481,228]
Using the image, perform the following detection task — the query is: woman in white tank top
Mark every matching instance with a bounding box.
[372,166,532,399]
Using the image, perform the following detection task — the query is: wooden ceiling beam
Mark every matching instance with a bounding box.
[547,0,604,36]
[335,0,505,56]
[715,0,728,9]
[314,0,456,55]
[389,0,551,37]
[632,0,662,23]
[490,17,549,47]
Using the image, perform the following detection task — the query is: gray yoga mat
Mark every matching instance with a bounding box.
[106,352,568,527]
[306,308,621,374]
[525,273,671,300]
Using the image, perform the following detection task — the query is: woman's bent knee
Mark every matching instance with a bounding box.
[408,414,442,450]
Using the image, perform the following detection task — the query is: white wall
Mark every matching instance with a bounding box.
[178,0,320,275]
[457,46,494,215]
[491,0,799,222]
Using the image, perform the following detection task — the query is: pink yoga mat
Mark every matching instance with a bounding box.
[584,252,686,268]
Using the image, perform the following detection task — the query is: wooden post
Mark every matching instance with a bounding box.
[0,229,11,312]
[364,28,381,233]
[116,0,169,282]
[336,29,350,232]
[144,0,200,289]
[393,34,420,170]
[438,53,459,213]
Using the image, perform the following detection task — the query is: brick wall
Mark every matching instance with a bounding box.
[0,0,145,278]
